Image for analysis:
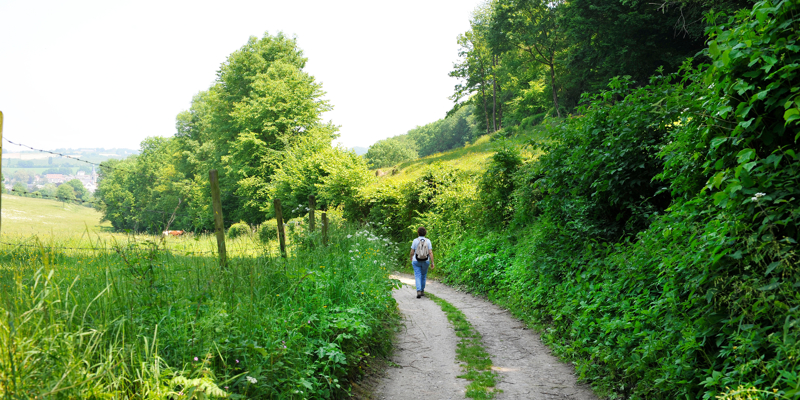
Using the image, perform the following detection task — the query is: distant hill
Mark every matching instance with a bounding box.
[350,146,368,156]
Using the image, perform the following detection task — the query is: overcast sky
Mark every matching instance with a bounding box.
[0,0,481,152]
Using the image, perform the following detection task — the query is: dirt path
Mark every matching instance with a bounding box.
[373,280,468,399]
[374,273,598,400]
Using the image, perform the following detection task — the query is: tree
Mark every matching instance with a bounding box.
[174,32,335,225]
[491,0,567,117]
[12,182,28,195]
[65,179,89,201]
[451,4,502,134]
[56,184,75,202]
[37,183,57,198]
[364,135,419,168]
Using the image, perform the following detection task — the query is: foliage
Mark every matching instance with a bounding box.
[0,221,401,399]
[64,179,89,201]
[407,104,480,157]
[55,183,76,201]
[227,221,251,238]
[11,182,27,195]
[257,219,278,244]
[479,145,522,226]
[363,134,418,169]
[450,0,751,134]
[431,1,800,399]
[95,32,350,233]
[270,136,371,220]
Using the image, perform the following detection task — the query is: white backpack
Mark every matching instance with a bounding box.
[415,238,430,261]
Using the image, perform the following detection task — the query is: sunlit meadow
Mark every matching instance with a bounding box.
[0,200,401,399]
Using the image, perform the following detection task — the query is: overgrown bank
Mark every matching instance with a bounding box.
[0,221,400,398]
[351,2,800,398]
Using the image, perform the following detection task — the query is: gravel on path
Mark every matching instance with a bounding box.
[374,273,598,400]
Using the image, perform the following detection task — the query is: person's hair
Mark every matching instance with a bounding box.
[417,226,427,237]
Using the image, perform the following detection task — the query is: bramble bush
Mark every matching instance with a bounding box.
[435,1,800,398]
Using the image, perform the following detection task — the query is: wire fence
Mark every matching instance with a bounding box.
[1,138,280,259]
[3,137,127,172]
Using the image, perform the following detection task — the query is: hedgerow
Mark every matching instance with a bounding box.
[430,1,800,398]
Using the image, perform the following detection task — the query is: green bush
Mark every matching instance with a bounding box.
[435,2,800,399]
[227,221,251,238]
[257,219,278,243]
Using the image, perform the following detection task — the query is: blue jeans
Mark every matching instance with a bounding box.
[412,260,430,292]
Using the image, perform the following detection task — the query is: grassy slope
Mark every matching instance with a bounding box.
[383,127,545,183]
[0,194,284,257]
[0,194,111,236]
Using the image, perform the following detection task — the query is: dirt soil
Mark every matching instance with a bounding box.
[372,273,598,400]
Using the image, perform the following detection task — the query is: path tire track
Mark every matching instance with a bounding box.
[374,273,598,400]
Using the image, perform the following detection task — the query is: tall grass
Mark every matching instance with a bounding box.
[0,219,400,399]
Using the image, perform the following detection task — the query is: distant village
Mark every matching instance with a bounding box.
[1,147,137,197]
[3,169,100,193]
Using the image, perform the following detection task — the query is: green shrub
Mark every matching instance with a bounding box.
[227,221,251,238]
[257,219,278,243]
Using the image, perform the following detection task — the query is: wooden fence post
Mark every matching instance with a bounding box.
[321,212,328,247]
[274,198,287,258]
[0,111,3,234]
[308,195,316,232]
[209,169,227,269]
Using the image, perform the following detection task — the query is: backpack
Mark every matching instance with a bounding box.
[415,238,430,261]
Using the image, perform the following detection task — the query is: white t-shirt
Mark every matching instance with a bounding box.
[411,236,433,262]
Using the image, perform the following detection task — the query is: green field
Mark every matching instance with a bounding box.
[1,193,111,236]
[0,194,303,258]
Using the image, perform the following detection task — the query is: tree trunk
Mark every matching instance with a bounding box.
[549,55,561,118]
[480,81,491,135]
[492,54,498,133]
[498,100,503,130]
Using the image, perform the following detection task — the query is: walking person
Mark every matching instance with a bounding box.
[410,226,435,299]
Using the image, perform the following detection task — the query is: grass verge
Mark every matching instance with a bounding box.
[426,292,499,400]
[0,220,402,399]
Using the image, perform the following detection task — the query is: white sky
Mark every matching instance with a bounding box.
[0,0,481,152]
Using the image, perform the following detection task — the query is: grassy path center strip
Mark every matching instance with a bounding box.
[426,291,499,399]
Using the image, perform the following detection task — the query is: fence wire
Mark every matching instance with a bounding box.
[2,138,280,259]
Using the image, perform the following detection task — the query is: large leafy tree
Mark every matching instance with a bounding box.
[491,0,567,117]
[96,32,359,233]
[175,32,334,224]
[451,4,504,134]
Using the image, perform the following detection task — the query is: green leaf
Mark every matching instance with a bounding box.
[709,41,720,57]
[765,261,781,275]
[758,281,780,291]
[712,172,726,189]
[784,108,799,125]
[737,148,756,163]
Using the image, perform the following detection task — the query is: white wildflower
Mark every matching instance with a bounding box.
[755,192,766,198]
[246,376,257,384]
